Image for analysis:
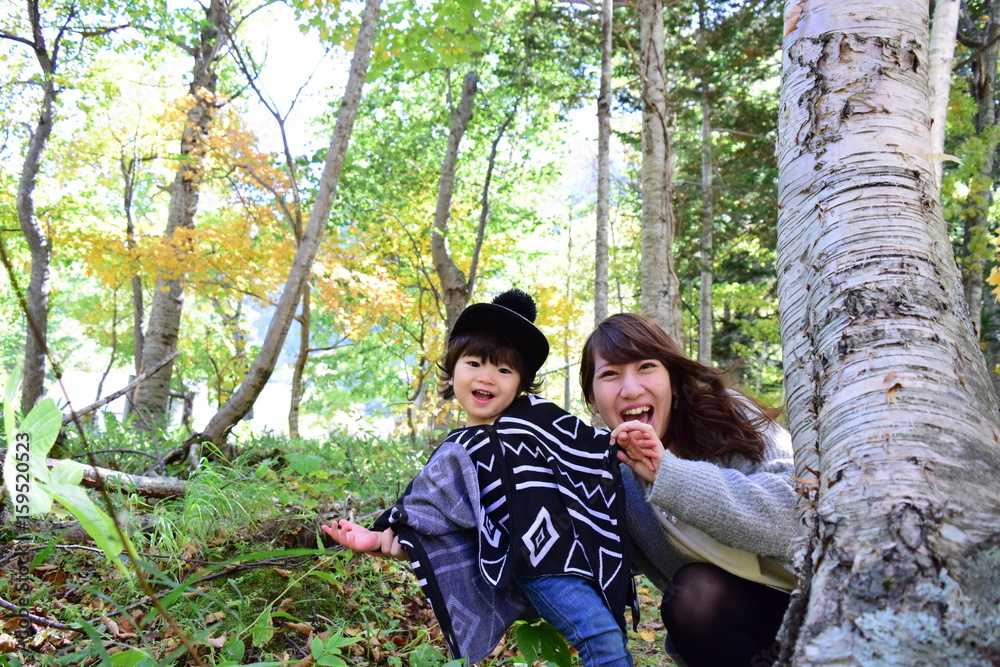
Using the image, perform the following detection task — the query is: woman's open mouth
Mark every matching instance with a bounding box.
[621,405,653,425]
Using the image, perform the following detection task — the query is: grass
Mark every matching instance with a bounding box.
[1,422,675,667]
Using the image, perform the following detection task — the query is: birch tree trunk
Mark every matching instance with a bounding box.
[197,0,380,447]
[927,0,959,191]
[777,1,1000,662]
[133,0,230,428]
[637,0,683,344]
[594,0,613,326]
[430,70,478,333]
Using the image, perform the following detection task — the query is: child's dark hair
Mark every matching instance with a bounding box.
[439,329,544,399]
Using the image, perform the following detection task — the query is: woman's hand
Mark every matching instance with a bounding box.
[322,520,408,560]
[611,420,665,483]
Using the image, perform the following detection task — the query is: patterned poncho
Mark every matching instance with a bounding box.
[374,395,636,663]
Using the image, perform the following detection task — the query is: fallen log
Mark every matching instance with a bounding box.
[0,449,185,498]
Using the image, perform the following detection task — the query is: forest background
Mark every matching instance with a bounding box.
[2,0,1000,665]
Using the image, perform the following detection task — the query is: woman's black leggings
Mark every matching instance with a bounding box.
[660,562,790,667]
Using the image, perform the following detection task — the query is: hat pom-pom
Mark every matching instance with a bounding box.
[493,289,537,323]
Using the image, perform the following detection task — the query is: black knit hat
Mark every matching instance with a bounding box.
[450,289,549,376]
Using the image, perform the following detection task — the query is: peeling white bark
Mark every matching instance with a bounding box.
[776,0,1000,663]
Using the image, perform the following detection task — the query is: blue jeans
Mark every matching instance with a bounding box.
[516,575,633,667]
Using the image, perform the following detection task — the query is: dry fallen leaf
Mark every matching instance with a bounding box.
[285,622,313,636]
[0,633,18,653]
[205,611,226,624]
[101,615,120,637]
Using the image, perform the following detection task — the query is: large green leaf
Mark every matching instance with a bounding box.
[20,397,63,461]
[3,371,54,515]
[50,484,127,576]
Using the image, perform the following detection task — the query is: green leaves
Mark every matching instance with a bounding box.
[2,369,128,576]
[311,630,362,666]
[512,619,572,667]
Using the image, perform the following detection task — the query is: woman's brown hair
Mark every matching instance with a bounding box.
[580,313,780,462]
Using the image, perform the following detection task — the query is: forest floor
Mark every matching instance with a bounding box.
[0,429,675,667]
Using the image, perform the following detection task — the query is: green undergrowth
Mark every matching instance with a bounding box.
[1,421,670,666]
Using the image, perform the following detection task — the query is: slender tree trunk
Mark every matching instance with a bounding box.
[960,0,1000,337]
[697,7,714,366]
[198,0,380,446]
[565,223,573,410]
[95,295,121,402]
[289,284,311,439]
[928,0,959,191]
[14,0,61,413]
[776,1,1000,662]
[467,112,513,299]
[120,154,145,379]
[594,0,613,326]
[981,2,1000,400]
[637,0,683,343]
[133,0,230,428]
[983,292,1000,396]
[430,70,478,332]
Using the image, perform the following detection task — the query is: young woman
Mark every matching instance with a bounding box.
[580,313,800,667]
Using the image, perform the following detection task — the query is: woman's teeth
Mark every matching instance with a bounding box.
[622,406,651,423]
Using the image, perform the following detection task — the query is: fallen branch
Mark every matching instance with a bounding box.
[62,349,180,425]
[0,449,185,498]
[0,596,73,630]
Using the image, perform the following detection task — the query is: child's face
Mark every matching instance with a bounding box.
[452,354,522,426]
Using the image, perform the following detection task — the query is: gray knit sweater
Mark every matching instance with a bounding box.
[622,418,801,593]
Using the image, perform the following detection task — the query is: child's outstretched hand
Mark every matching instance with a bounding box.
[610,420,665,483]
[322,519,381,552]
[321,520,408,560]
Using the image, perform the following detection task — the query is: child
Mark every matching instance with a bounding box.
[323,290,636,666]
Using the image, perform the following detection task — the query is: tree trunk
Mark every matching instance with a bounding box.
[197,0,380,446]
[430,70,478,332]
[467,111,514,300]
[928,0,959,190]
[637,0,684,344]
[697,6,714,366]
[15,0,60,413]
[0,450,185,499]
[594,0,613,326]
[289,284,311,439]
[983,291,1000,397]
[776,1,1000,663]
[120,154,146,379]
[133,0,230,428]
[959,0,1000,338]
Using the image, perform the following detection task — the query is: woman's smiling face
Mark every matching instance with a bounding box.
[591,354,672,441]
